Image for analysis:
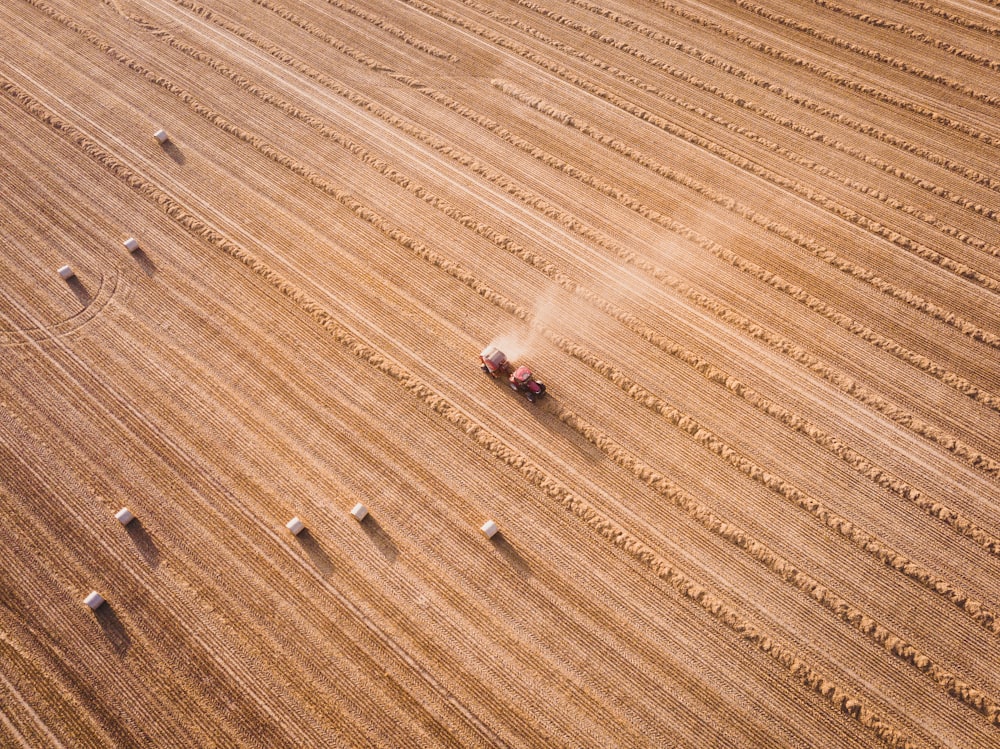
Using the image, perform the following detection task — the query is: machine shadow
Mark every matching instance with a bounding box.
[125,519,160,569]
[492,532,531,579]
[513,395,605,465]
[131,248,156,277]
[66,276,92,306]
[95,604,131,656]
[294,529,334,576]
[362,516,398,564]
[161,140,185,165]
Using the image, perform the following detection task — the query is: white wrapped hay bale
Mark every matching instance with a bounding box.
[286,517,305,535]
[153,128,169,144]
[123,237,140,252]
[58,265,75,280]
[350,503,368,521]
[480,520,499,539]
[115,507,134,526]
[84,591,105,610]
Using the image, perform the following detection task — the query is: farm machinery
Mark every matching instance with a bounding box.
[479,345,547,402]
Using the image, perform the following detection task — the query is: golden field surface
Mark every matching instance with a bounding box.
[1,0,999,746]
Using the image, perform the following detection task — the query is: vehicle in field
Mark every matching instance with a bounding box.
[479,345,547,402]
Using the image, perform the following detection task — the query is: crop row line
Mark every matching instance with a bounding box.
[391,0,1000,344]
[550,401,1000,725]
[0,52,923,748]
[302,74,1000,482]
[489,0,1000,255]
[494,0,1000,294]
[68,0,995,684]
[559,338,1000,621]
[29,0,1000,719]
[735,0,1000,93]
[316,0,458,62]
[432,0,1000,200]
[492,77,1000,316]
[0,82,507,749]
[0,311,314,745]
[153,0,1000,483]
[125,0,1000,567]
[635,0,1000,145]
[810,0,1000,69]
[0,623,79,747]
[889,0,1000,35]
[222,8,999,474]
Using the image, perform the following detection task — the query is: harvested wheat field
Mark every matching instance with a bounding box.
[1,0,999,746]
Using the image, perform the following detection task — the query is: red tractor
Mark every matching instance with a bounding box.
[480,346,547,402]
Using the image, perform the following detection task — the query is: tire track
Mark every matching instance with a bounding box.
[0,363,313,747]
[0,263,482,748]
[540,326,1000,622]
[809,0,1000,71]
[205,0,1000,300]
[890,0,1000,37]
[0,635,68,748]
[439,4,1000,326]
[394,74,1000,405]
[0,487,234,748]
[0,50,928,749]
[0,40,514,745]
[287,0,1000,286]
[315,0,459,62]
[1,326,478,748]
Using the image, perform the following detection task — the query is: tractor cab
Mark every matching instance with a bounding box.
[509,365,546,402]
